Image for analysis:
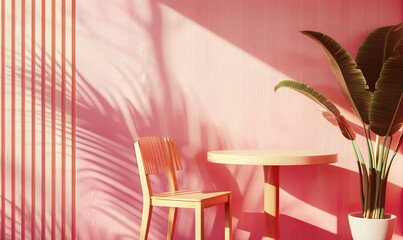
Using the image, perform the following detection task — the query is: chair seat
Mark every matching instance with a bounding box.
[151,190,231,208]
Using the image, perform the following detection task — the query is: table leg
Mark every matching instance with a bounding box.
[263,166,279,240]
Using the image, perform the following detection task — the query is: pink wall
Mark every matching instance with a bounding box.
[77,0,403,239]
[0,0,76,239]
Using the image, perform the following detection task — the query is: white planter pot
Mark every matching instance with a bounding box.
[348,212,397,240]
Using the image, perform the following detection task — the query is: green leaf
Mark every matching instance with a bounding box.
[337,115,356,141]
[302,31,372,124]
[275,80,356,140]
[369,50,403,136]
[356,23,403,92]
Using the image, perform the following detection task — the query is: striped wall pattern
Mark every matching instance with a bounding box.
[0,0,76,239]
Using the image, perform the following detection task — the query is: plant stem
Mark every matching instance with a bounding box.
[371,169,380,218]
[377,136,387,171]
[368,127,374,155]
[369,135,381,217]
[386,151,397,178]
[367,167,374,217]
[373,136,392,219]
[379,137,392,219]
[373,136,386,218]
[363,124,374,169]
[382,137,392,179]
[352,140,369,217]
[363,125,376,218]
[356,161,365,214]
[374,135,380,166]
[352,141,366,214]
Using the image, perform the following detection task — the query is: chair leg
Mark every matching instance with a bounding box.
[140,201,153,240]
[167,207,177,240]
[195,202,204,240]
[225,194,232,240]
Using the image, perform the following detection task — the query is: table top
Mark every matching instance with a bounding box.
[207,149,337,166]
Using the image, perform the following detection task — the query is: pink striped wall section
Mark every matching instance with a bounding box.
[0,0,76,239]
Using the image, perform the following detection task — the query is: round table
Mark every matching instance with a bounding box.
[207,150,337,240]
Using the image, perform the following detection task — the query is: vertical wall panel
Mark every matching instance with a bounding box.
[40,0,46,238]
[30,1,36,238]
[0,0,76,239]
[60,0,66,239]
[0,0,5,238]
[21,0,26,239]
[10,1,15,239]
[71,0,75,238]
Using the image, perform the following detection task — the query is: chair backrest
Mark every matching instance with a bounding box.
[134,136,183,196]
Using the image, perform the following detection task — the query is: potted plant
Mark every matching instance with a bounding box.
[274,22,403,240]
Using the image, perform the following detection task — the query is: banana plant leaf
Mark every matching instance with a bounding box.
[369,45,403,136]
[301,31,372,125]
[356,23,403,92]
[275,80,356,140]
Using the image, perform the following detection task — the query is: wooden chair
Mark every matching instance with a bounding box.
[134,136,232,240]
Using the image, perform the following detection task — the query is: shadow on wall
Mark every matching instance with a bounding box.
[76,0,237,236]
[77,58,244,240]
[2,41,74,238]
[77,0,248,238]
[76,0,403,239]
[76,65,403,240]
